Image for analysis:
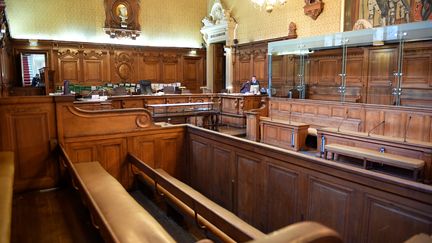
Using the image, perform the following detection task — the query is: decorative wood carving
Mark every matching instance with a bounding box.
[114,52,134,81]
[104,0,141,40]
[303,0,324,20]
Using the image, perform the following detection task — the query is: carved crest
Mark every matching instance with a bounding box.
[304,0,324,20]
[115,52,134,81]
[103,0,141,39]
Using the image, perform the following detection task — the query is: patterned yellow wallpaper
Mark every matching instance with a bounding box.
[215,0,342,44]
[5,0,207,47]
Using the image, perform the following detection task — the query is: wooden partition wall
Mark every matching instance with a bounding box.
[269,98,432,142]
[233,40,432,107]
[0,97,58,192]
[186,126,432,242]
[55,96,186,188]
[8,40,206,93]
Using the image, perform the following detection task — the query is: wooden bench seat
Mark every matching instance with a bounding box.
[59,144,175,243]
[73,162,175,243]
[0,151,14,243]
[129,153,265,242]
[129,153,343,243]
[324,144,425,180]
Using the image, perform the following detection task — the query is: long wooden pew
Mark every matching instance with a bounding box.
[0,151,14,243]
[59,145,176,243]
[128,153,343,243]
[318,127,432,182]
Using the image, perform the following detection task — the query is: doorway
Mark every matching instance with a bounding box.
[213,43,226,93]
[20,53,46,87]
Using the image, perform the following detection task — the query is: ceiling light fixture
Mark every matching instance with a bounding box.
[251,0,287,13]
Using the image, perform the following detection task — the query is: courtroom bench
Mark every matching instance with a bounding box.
[59,147,176,243]
[318,127,432,183]
[128,153,343,243]
[324,144,425,180]
[0,151,14,243]
[129,152,265,242]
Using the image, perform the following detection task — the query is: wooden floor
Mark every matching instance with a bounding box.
[11,188,103,243]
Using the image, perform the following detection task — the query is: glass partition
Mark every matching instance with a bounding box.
[267,21,432,107]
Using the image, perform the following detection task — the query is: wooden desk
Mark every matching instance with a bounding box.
[219,94,265,128]
[260,117,309,151]
[317,127,432,183]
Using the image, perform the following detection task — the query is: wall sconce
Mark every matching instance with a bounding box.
[29,39,38,46]
[189,49,197,55]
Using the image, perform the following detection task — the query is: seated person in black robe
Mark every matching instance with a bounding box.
[240,75,260,93]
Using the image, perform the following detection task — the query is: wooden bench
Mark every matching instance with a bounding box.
[318,127,432,183]
[129,153,265,242]
[129,153,343,243]
[0,151,14,243]
[59,146,175,243]
[324,144,425,180]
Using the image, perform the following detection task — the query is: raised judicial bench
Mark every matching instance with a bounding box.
[324,144,425,180]
[128,153,343,243]
[260,117,310,151]
[0,152,14,243]
[59,146,176,243]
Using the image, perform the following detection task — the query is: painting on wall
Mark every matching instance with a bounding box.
[344,0,432,30]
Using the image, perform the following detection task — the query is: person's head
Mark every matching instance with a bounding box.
[251,75,257,83]
[35,74,40,78]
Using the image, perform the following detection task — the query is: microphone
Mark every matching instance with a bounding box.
[404,116,412,142]
[337,109,349,132]
[368,120,385,137]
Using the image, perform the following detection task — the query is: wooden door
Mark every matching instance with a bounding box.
[213,43,225,93]
[366,48,397,105]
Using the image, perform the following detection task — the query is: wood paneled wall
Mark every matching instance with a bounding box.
[10,40,206,93]
[233,40,432,107]
[187,126,432,242]
[55,97,186,187]
[269,98,432,142]
[0,97,58,192]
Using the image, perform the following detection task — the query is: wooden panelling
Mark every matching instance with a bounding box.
[83,50,110,84]
[270,98,432,142]
[67,142,97,163]
[10,40,205,93]
[362,195,432,242]
[234,40,431,106]
[187,126,432,242]
[403,44,432,89]
[306,177,353,240]
[0,97,58,192]
[211,146,234,210]
[54,97,186,188]
[266,163,299,232]
[190,139,210,195]
[58,57,80,83]
[98,138,127,180]
[235,154,264,229]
